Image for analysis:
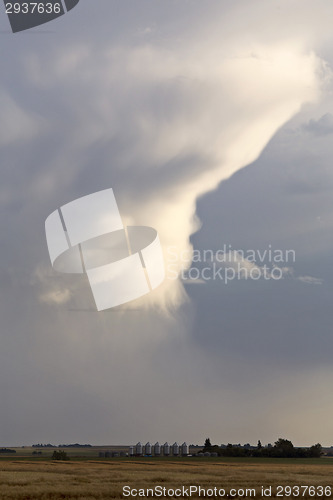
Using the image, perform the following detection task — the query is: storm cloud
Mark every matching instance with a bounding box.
[1,1,333,447]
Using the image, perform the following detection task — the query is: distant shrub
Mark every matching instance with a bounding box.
[0,448,16,454]
[52,450,70,461]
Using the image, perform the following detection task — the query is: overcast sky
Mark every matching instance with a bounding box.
[1,1,333,447]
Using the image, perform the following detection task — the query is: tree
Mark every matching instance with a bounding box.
[52,450,69,461]
[257,440,262,449]
[274,438,294,450]
[309,443,322,458]
[274,438,295,457]
[204,438,211,447]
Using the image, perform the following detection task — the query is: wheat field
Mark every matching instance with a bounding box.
[0,458,333,499]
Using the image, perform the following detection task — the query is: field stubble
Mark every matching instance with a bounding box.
[0,459,333,499]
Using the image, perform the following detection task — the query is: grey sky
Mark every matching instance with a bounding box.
[1,1,333,447]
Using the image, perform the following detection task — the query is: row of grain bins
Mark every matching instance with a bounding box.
[130,442,188,456]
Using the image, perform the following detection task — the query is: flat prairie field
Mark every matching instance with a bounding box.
[1,458,333,499]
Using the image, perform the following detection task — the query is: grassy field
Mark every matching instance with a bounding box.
[0,456,333,500]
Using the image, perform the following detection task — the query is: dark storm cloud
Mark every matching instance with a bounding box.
[303,113,333,136]
[191,116,333,367]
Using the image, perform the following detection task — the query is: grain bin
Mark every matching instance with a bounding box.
[172,442,179,456]
[163,442,170,456]
[181,442,188,456]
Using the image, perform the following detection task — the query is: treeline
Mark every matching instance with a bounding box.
[59,444,92,448]
[203,438,323,458]
[32,443,91,448]
[32,443,56,448]
[0,448,16,454]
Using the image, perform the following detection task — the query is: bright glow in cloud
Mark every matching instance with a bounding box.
[27,41,326,310]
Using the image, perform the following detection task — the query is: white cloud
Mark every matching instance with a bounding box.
[18,39,327,311]
[40,288,72,305]
[297,275,324,285]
